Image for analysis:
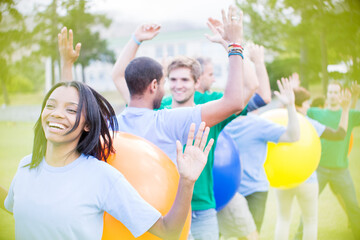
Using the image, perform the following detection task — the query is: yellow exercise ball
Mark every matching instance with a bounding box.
[261,108,321,189]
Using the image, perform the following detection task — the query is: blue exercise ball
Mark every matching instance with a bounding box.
[213,130,241,211]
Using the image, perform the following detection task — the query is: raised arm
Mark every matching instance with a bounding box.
[148,122,213,239]
[276,78,300,142]
[321,89,351,140]
[350,81,359,109]
[58,27,81,82]
[205,17,228,50]
[112,24,161,104]
[201,6,258,127]
[248,43,271,104]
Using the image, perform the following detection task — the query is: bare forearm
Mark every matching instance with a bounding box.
[279,104,300,142]
[286,104,300,141]
[112,39,140,103]
[243,59,259,105]
[287,104,300,138]
[149,177,194,239]
[223,55,246,109]
[338,107,350,131]
[350,96,358,109]
[61,62,74,82]
[254,61,271,103]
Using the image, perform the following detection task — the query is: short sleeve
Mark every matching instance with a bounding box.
[247,93,267,112]
[4,155,32,213]
[4,177,15,212]
[161,106,202,145]
[258,118,286,143]
[350,109,360,127]
[102,175,161,237]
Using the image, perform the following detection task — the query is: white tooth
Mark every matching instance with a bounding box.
[49,122,65,130]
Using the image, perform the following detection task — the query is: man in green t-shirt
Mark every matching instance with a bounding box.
[305,81,360,240]
[111,7,262,239]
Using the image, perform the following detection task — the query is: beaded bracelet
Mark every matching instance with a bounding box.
[228,52,244,59]
[132,34,141,45]
[228,43,244,59]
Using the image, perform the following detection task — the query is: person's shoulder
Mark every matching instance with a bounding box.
[18,154,33,168]
[349,109,360,114]
[194,91,223,104]
[82,154,124,178]
[158,95,173,109]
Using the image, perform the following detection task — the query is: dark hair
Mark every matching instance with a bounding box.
[28,81,118,169]
[311,96,326,108]
[125,57,163,96]
[167,56,201,82]
[293,87,311,107]
[196,57,212,74]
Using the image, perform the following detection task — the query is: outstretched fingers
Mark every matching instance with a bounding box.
[193,122,206,148]
[186,123,196,148]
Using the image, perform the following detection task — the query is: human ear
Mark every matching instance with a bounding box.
[149,79,158,93]
[84,123,90,132]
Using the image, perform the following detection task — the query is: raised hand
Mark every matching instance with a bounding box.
[221,5,243,44]
[205,17,227,49]
[176,122,214,183]
[133,24,161,43]
[289,72,300,89]
[58,27,81,65]
[351,81,360,97]
[247,43,265,64]
[274,78,295,107]
[340,89,352,110]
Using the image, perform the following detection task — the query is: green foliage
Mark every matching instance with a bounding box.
[236,0,360,92]
[60,0,115,70]
[6,74,33,93]
[31,0,115,83]
[266,57,299,90]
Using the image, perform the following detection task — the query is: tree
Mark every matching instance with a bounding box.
[32,0,61,86]
[236,0,360,93]
[61,0,115,82]
[0,0,28,105]
[32,0,114,84]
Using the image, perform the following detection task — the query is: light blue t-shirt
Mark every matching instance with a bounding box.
[116,106,202,165]
[305,116,326,183]
[224,114,286,196]
[5,154,161,240]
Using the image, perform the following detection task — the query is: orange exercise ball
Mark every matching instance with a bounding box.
[261,109,321,189]
[348,133,354,156]
[102,132,191,240]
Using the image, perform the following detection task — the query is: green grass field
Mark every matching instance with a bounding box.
[0,121,359,240]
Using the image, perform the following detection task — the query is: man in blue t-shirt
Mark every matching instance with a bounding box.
[222,78,300,236]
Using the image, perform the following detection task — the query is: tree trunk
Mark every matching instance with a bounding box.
[320,30,328,95]
[81,64,86,83]
[51,58,56,86]
[300,37,309,89]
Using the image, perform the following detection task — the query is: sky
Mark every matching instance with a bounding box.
[88,0,235,26]
[19,0,235,27]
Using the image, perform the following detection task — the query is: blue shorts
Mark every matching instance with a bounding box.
[189,208,219,240]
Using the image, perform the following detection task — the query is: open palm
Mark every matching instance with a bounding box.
[176,122,213,182]
[134,24,161,42]
[274,78,294,106]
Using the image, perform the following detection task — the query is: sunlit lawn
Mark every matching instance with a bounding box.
[0,121,359,240]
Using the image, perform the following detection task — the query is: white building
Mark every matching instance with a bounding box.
[83,28,230,92]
